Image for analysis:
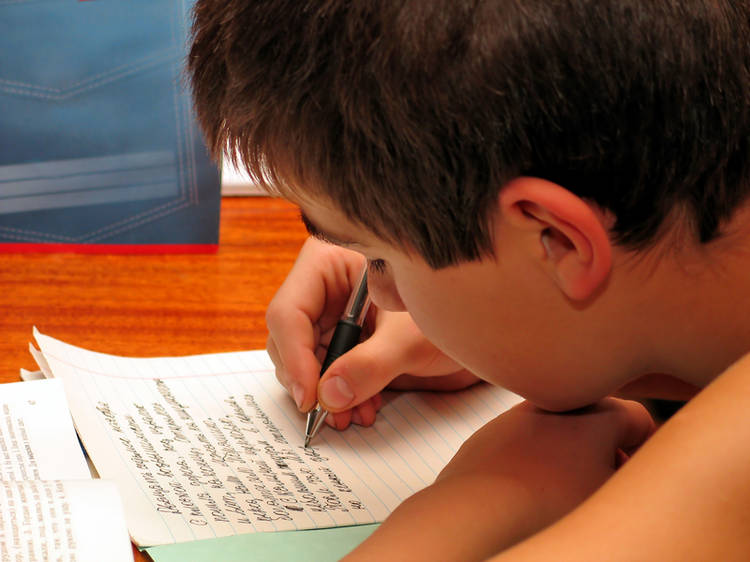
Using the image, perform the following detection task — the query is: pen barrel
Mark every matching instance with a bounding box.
[319,320,362,375]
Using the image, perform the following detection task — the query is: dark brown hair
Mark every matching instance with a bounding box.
[189,0,749,268]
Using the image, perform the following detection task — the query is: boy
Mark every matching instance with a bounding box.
[188,1,750,559]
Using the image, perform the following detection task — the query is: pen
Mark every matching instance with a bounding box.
[304,264,371,447]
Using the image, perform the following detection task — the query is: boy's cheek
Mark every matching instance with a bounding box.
[393,259,621,409]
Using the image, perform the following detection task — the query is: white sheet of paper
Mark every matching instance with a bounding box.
[19,368,44,382]
[0,378,133,562]
[32,329,522,547]
[0,378,90,481]
[0,479,133,562]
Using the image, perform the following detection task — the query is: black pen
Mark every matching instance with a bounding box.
[304,264,371,447]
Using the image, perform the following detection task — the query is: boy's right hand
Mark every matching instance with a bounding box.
[266,237,479,430]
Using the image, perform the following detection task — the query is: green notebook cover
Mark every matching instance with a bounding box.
[144,524,378,562]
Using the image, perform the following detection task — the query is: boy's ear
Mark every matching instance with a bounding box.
[497,177,613,301]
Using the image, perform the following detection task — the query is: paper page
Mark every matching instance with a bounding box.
[33,330,522,547]
[19,369,44,382]
[0,378,132,561]
[0,378,90,481]
[0,479,133,562]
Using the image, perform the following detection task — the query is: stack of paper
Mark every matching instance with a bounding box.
[27,329,522,561]
[0,378,132,562]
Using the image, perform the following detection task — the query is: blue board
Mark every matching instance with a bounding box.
[0,0,221,251]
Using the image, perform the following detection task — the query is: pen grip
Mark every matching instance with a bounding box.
[319,320,362,375]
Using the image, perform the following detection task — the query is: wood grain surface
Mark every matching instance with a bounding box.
[0,196,307,560]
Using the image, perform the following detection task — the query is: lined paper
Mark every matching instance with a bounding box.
[32,330,522,547]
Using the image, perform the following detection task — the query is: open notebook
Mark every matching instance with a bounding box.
[29,329,522,558]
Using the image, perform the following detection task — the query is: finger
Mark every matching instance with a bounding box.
[316,326,414,412]
[271,238,364,335]
[322,396,380,432]
[267,335,308,412]
[266,239,365,412]
[265,335,288,387]
[266,334,280,368]
[326,410,352,430]
[266,303,322,412]
[351,396,379,426]
[372,393,383,412]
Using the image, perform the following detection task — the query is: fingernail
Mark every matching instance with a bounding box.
[320,377,354,409]
[292,384,305,411]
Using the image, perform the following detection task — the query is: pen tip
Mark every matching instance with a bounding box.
[304,436,311,448]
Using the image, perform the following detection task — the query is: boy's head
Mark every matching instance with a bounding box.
[189,0,749,269]
[189,1,749,408]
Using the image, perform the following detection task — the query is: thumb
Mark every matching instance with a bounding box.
[316,328,409,412]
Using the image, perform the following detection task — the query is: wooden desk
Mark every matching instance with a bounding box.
[0,196,307,561]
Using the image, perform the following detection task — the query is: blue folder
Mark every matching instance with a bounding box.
[0,0,220,251]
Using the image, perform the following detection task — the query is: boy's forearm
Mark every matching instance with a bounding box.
[344,398,654,561]
[490,355,750,561]
[343,473,546,562]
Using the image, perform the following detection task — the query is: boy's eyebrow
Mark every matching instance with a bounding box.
[299,211,357,247]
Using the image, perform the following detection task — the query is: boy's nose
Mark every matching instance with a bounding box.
[367,270,406,312]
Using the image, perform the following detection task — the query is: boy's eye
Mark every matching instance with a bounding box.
[368,259,387,274]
